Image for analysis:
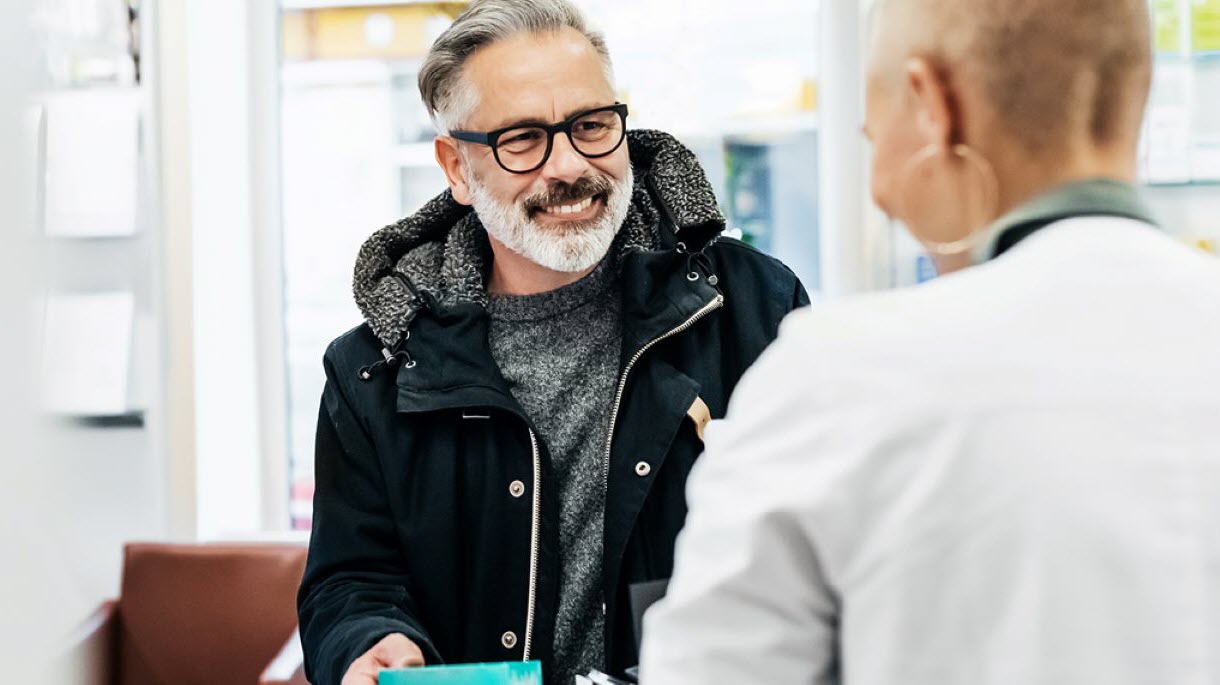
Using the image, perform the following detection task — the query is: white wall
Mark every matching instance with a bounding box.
[1,0,101,679]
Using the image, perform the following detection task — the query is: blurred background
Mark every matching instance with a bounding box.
[2,0,1218,681]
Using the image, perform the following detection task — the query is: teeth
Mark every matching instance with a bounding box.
[545,196,595,215]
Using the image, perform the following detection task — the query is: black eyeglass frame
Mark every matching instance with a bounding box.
[449,103,630,174]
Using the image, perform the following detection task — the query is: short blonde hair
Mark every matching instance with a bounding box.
[877,0,1153,152]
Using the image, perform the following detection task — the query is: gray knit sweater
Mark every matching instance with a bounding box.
[487,258,621,683]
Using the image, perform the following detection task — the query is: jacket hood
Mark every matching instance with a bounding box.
[352,129,725,350]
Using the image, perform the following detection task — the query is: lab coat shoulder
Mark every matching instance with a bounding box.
[705,277,978,540]
[701,268,988,487]
[753,271,982,407]
[644,287,958,685]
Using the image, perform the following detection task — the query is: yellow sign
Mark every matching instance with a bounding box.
[1194,0,1220,52]
[1155,0,1182,53]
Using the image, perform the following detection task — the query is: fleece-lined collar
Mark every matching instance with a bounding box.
[352,129,725,350]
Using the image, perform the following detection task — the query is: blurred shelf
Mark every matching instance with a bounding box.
[724,112,820,138]
[1142,179,1220,187]
[667,112,819,142]
[56,411,146,429]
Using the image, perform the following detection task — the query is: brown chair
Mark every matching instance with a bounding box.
[74,542,310,685]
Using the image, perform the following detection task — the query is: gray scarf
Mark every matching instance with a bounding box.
[352,129,724,349]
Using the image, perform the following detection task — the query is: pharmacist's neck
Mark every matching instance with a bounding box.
[992,145,1138,221]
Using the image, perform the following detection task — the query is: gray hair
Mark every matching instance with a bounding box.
[419,0,616,134]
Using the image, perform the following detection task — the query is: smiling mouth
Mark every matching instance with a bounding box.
[531,193,605,218]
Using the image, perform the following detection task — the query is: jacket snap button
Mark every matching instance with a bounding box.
[509,480,526,498]
[501,631,518,649]
[635,461,651,477]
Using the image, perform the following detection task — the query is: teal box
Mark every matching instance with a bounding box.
[378,661,543,685]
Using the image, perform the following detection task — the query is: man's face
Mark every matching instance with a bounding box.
[445,27,633,273]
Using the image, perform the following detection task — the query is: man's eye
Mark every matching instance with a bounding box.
[503,131,542,145]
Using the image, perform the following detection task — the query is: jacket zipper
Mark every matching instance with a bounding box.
[601,293,725,485]
[522,427,542,661]
[523,293,723,659]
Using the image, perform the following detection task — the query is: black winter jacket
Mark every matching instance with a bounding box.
[299,130,809,684]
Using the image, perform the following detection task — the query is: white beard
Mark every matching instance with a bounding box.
[467,167,634,273]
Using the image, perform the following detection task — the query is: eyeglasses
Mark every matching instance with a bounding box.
[450,103,629,174]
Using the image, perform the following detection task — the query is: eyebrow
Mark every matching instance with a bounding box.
[489,102,614,131]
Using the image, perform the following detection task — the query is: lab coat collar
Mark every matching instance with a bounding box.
[972,177,1158,263]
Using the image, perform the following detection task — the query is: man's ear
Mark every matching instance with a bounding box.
[435,136,473,205]
[904,57,956,149]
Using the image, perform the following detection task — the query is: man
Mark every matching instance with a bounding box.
[643,0,1220,683]
[296,1,809,683]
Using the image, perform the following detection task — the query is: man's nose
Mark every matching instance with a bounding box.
[539,133,589,185]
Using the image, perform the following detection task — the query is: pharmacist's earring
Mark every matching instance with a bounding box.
[896,143,999,255]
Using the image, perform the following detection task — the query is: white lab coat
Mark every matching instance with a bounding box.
[641,217,1220,685]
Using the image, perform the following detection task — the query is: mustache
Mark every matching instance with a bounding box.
[523,176,613,212]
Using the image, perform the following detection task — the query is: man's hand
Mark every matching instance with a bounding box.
[341,633,426,685]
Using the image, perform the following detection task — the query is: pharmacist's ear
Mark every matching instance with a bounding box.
[905,56,956,148]
[436,136,473,206]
